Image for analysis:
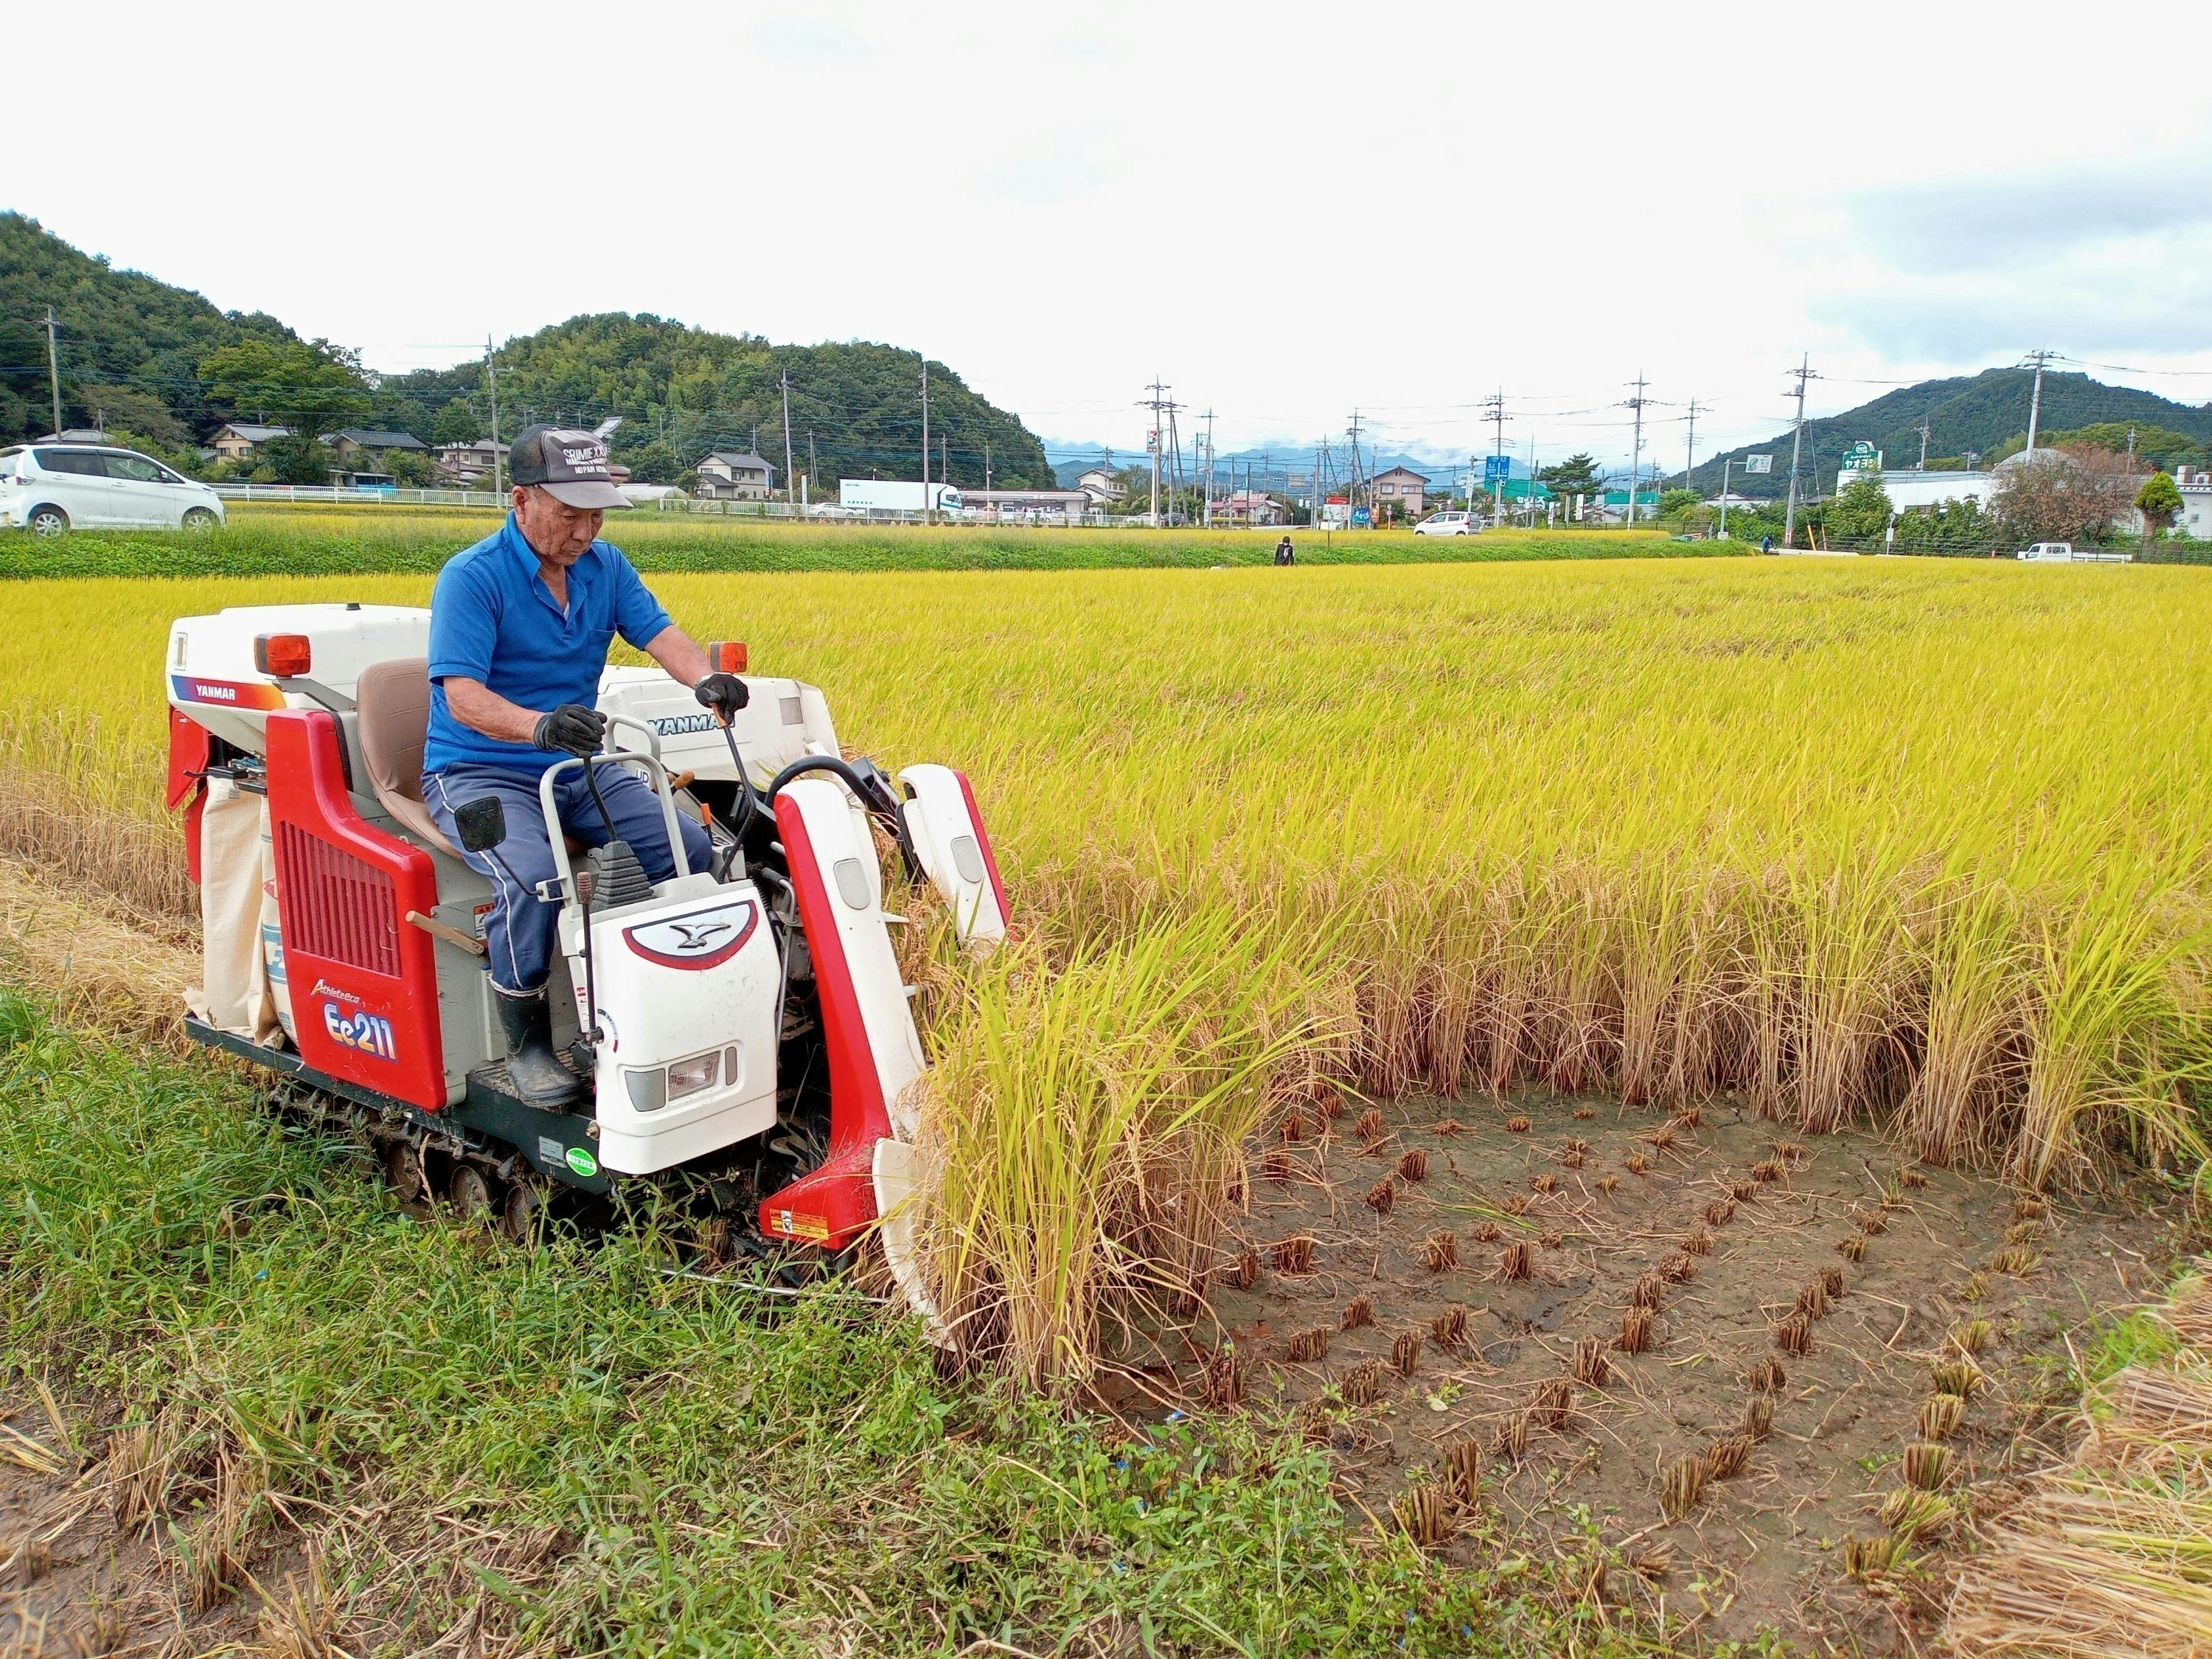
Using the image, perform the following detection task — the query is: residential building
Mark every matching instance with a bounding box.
[1860,468,1998,514]
[963,487,1093,521]
[324,428,431,467]
[1208,490,1284,526]
[1076,465,1121,506]
[696,451,775,501]
[1370,466,1429,518]
[211,422,293,464]
[434,438,502,485]
[2176,465,2212,539]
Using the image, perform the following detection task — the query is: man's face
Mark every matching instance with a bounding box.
[512,485,604,566]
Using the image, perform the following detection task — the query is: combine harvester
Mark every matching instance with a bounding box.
[164,603,1007,1315]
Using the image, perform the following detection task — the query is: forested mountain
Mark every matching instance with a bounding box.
[1683,367,2212,498]
[0,213,302,445]
[0,216,1054,488]
[377,316,1055,489]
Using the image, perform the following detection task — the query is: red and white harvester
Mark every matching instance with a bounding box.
[166,602,1006,1310]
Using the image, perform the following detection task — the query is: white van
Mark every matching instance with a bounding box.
[0,444,226,535]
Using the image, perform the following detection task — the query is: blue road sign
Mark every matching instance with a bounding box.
[1484,455,1512,484]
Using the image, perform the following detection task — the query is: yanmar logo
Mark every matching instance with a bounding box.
[192,681,238,701]
[651,713,715,736]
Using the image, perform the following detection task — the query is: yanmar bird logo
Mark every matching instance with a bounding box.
[621,900,758,970]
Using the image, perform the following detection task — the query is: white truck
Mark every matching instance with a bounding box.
[839,479,966,517]
[2014,542,2131,563]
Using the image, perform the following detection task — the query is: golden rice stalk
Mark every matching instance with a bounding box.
[1902,1441,1953,1490]
[1397,1147,1430,1182]
[1562,1136,1592,1158]
[1899,1166,1930,1189]
[1745,1357,1787,1394]
[1774,1313,1813,1355]
[1658,1251,1697,1283]
[1341,1359,1383,1407]
[1421,1231,1458,1272]
[1820,1265,1846,1299]
[1285,1326,1331,1363]
[2008,1220,2045,1245]
[1630,1543,1674,1582]
[1430,1307,1469,1349]
[1857,1208,1888,1236]
[1618,1307,1655,1353]
[1493,1410,1530,1460]
[1279,1110,1308,1144]
[1312,1081,1346,1119]
[1295,1399,1332,1445]
[1741,1392,1775,1440]
[1530,1172,1558,1194]
[1561,1147,1586,1169]
[1596,1174,1620,1194]
[1394,1482,1453,1548]
[1270,1235,1316,1275]
[1504,1116,1531,1134]
[1631,1271,1665,1310]
[1355,1107,1384,1142]
[1343,1294,1374,1330]
[1538,1228,1564,1249]
[1672,1107,1703,1129]
[1647,1125,1677,1150]
[1504,1193,1532,1217]
[1728,1177,1757,1202]
[1391,1329,1422,1377]
[1953,1318,1994,1357]
[1430,1116,1464,1135]
[1262,1145,1290,1183]
[1625,1150,1651,1175]
[1878,1488,1954,1542]
[1364,1177,1396,1215]
[1880,1185,1908,1211]
[1200,1349,1244,1408]
[1838,1234,1868,1263]
[1705,1433,1752,1480]
[1681,1226,1712,1256]
[1660,1455,1707,1518]
[1932,1357,1985,1398]
[1795,1279,1830,1321]
[1919,1393,1966,1440]
[1531,1376,1574,1431]
[2011,1195,2046,1221]
[1498,1242,1532,1281]
[1989,1246,2042,1275]
[1472,1219,1502,1242]
[1960,1270,1988,1301]
[1572,1335,1611,1385]
[1773,1140,1804,1164]
[1705,1198,1736,1227]
[1572,1106,1594,1121]
[1750,1157,1784,1184]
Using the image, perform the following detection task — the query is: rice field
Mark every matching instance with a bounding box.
[2,551,2208,1649]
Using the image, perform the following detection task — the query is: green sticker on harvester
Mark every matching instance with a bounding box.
[565,1146,599,1179]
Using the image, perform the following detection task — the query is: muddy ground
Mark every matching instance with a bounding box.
[1121,1088,2183,1654]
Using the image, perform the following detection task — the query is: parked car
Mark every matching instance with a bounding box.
[0,444,226,535]
[1413,510,1481,537]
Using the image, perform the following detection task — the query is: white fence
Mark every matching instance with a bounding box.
[211,481,1147,527]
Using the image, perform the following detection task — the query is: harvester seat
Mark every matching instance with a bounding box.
[356,658,461,858]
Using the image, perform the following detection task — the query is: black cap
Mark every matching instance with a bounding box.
[509,425,630,509]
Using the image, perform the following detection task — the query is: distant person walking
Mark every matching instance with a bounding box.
[1274,535,1295,566]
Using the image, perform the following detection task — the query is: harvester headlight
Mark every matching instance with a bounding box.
[667,1052,720,1102]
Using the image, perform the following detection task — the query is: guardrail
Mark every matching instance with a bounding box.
[212,483,507,508]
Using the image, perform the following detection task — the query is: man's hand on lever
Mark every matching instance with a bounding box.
[695,672,749,726]
[532,703,608,758]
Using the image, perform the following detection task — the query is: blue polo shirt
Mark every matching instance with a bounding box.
[423,514,674,774]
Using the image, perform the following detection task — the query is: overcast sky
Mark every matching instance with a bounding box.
[15,1,2212,470]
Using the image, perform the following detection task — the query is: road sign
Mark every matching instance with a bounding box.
[1484,455,1512,484]
[1742,453,1773,474]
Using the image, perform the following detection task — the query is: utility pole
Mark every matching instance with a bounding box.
[1312,442,1324,526]
[1482,389,1507,524]
[808,428,817,497]
[485,333,504,497]
[1684,396,1700,491]
[44,307,62,437]
[1719,456,1733,539]
[2126,425,2137,464]
[1346,410,1367,512]
[984,439,992,493]
[2023,348,2055,460]
[1139,379,1178,526]
[1917,417,1932,470]
[919,357,931,525]
[1201,408,1214,526]
[779,369,796,512]
[1624,375,1648,527]
[1783,354,1814,550]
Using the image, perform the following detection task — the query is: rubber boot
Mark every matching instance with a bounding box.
[495,990,583,1108]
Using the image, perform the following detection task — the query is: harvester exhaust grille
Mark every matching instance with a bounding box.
[276,822,400,977]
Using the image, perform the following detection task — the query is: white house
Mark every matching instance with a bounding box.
[1873,469,1999,513]
[2174,465,2212,539]
[1075,465,1120,505]
[434,438,502,485]
[211,422,293,464]
[696,451,775,500]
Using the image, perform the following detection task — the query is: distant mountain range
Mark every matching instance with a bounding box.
[1678,367,2212,499]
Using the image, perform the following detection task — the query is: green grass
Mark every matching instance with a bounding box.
[0,505,1727,579]
[0,992,1647,1655]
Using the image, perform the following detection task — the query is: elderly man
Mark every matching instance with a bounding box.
[422,425,745,1106]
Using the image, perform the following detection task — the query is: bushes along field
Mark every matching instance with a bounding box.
[0,555,2208,1383]
[0,507,1719,578]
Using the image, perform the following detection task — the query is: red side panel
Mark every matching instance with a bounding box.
[757,793,888,1250]
[264,709,448,1112]
[953,769,1012,928]
[167,708,212,884]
